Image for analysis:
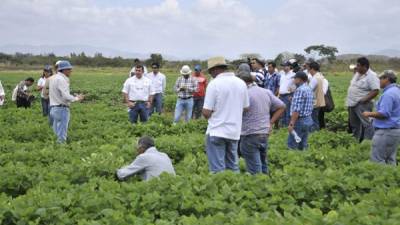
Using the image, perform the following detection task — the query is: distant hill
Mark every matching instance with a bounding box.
[0,44,179,60]
[373,49,400,58]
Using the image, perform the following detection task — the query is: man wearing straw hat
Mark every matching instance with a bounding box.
[202,56,249,173]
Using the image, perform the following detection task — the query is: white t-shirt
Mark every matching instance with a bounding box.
[122,76,155,101]
[279,70,296,94]
[146,72,166,94]
[203,72,249,140]
[37,77,46,98]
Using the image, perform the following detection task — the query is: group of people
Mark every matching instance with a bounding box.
[0,55,399,181]
[122,61,208,124]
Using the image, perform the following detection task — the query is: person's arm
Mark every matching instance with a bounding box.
[122,81,134,108]
[162,75,166,94]
[116,156,147,180]
[288,91,301,132]
[269,91,286,125]
[359,90,379,103]
[202,84,215,119]
[243,86,250,112]
[0,81,4,100]
[360,74,380,103]
[309,77,318,91]
[188,79,198,93]
[362,95,393,119]
[174,78,181,93]
[58,79,80,103]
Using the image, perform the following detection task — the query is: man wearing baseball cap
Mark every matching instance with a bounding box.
[192,64,208,119]
[203,56,249,173]
[362,70,400,165]
[287,71,314,150]
[49,60,84,143]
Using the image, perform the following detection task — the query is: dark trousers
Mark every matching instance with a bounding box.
[149,93,163,115]
[279,94,292,127]
[16,96,32,108]
[192,96,205,119]
[318,110,326,129]
[348,102,374,142]
[41,98,50,116]
[128,102,149,124]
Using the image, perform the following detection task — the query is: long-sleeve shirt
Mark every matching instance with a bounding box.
[174,76,198,98]
[116,147,175,181]
[290,83,314,117]
[146,72,166,94]
[373,84,400,129]
[49,72,78,106]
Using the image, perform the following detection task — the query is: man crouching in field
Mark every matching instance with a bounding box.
[115,136,175,181]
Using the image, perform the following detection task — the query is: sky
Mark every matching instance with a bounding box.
[0,0,399,59]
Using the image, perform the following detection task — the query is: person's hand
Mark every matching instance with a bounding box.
[362,111,371,118]
[180,87,186,91]
[268,124,274,134]
[127,101,136,108]
[288,124,294,133]
[77,94,85,101]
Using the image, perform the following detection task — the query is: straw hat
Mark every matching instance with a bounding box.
[207,56,228,71]
[180,65,192,75]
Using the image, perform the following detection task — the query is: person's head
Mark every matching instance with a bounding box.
[134,58,141,66]
[250,58,264,71]
[356,57,370,75]
[207,56,228,78]
[25,77,35,87]
[151,62,160,74]
[43,65,52,78]
[54,60,62,72]
[303,59,314,71]
[293,71,308,86]
[281,61,291,73]
[237,70,253,85]
[308,62,320,75]
[180,65,192,78]
[379,70,397,89]
[137,136,155,154]
[57,60,73,77]
[267,62,276,74]
[135,65,144,78]
[194,65,202,75]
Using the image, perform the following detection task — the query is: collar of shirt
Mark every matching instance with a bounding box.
[144,147,158,154]
[383,83,398,93]
[215,72,235,79]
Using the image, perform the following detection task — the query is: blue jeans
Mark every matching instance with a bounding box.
[310,108,320,132]
[50,106,70,143]
[240,134,268,174]
[150,93,163,115]
[129,102,149,123]
[287,116,313,150]
[41,98,50,116]
[206,135,239,173]
[279,94,292,127]
[174,98,193,123]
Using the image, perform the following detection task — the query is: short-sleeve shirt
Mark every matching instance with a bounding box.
[146,72,166,94]
[346,69,379,107]
[122,76,154,101]
[290,83,314,117]
[203,72,249,140]
[279,70,296,95]
[241,84,285,135]
[37,77,46,98]
[373,84,400,129]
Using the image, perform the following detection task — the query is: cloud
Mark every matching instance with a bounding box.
[0,0,399,59]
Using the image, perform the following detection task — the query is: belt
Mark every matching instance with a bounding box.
[279,93,292,96]
[179,97,192,100]
[375,127,399,130]
[52,104,69,108]
[130,100,147,103]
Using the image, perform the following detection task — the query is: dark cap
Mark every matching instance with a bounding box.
[294,71,308,81]
[281,61,291,67]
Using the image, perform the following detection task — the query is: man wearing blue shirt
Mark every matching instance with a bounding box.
[288,71,314,150]
[362,70,400,165]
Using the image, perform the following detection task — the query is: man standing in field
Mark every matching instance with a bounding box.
[202,56,249,173]
[346,57,379,142]
[49,60,84,144]
[362,70,400,165]
[37,65,53,117]
[116,136,175,181]
[122,65,154,124]
[173,65,198,124]
[192,65,208,119]
[279,61,296,127]
[287,71,314,150]
[238,70,285,174]
[146,62,166,115]
[250,58,267,87]
[308,62,326,132]
[264,61,280,96]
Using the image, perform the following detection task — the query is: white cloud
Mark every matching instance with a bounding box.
[0,0,399,59]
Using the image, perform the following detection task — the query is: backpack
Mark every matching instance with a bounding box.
[322,87,335,112]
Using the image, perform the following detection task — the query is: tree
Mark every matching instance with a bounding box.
[149,53,163,67]
[304,45,339,63]
[239,53,262,61]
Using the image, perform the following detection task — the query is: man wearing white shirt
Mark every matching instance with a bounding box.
[49,61,84,143]
[146,62,166,115]
[308,62,326,131]
[202,57,249,173]
[122,65,154,124]
[129,59,148,77]
[0,80,5,106]
[116,136,175,181]
[37,65,52,116]
[279,61,296,127]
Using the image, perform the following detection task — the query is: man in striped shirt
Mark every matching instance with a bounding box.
[250,58,267,88]
[287,71,314,150]
[173,65,198,124]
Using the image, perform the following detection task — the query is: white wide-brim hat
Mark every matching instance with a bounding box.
[180,65,192,75]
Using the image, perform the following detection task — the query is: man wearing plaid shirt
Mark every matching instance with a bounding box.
[264,61,280,96]
[173,65,198,124]
[287,71,314,150]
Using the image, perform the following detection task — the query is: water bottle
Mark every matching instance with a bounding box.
[291,130,302,143]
